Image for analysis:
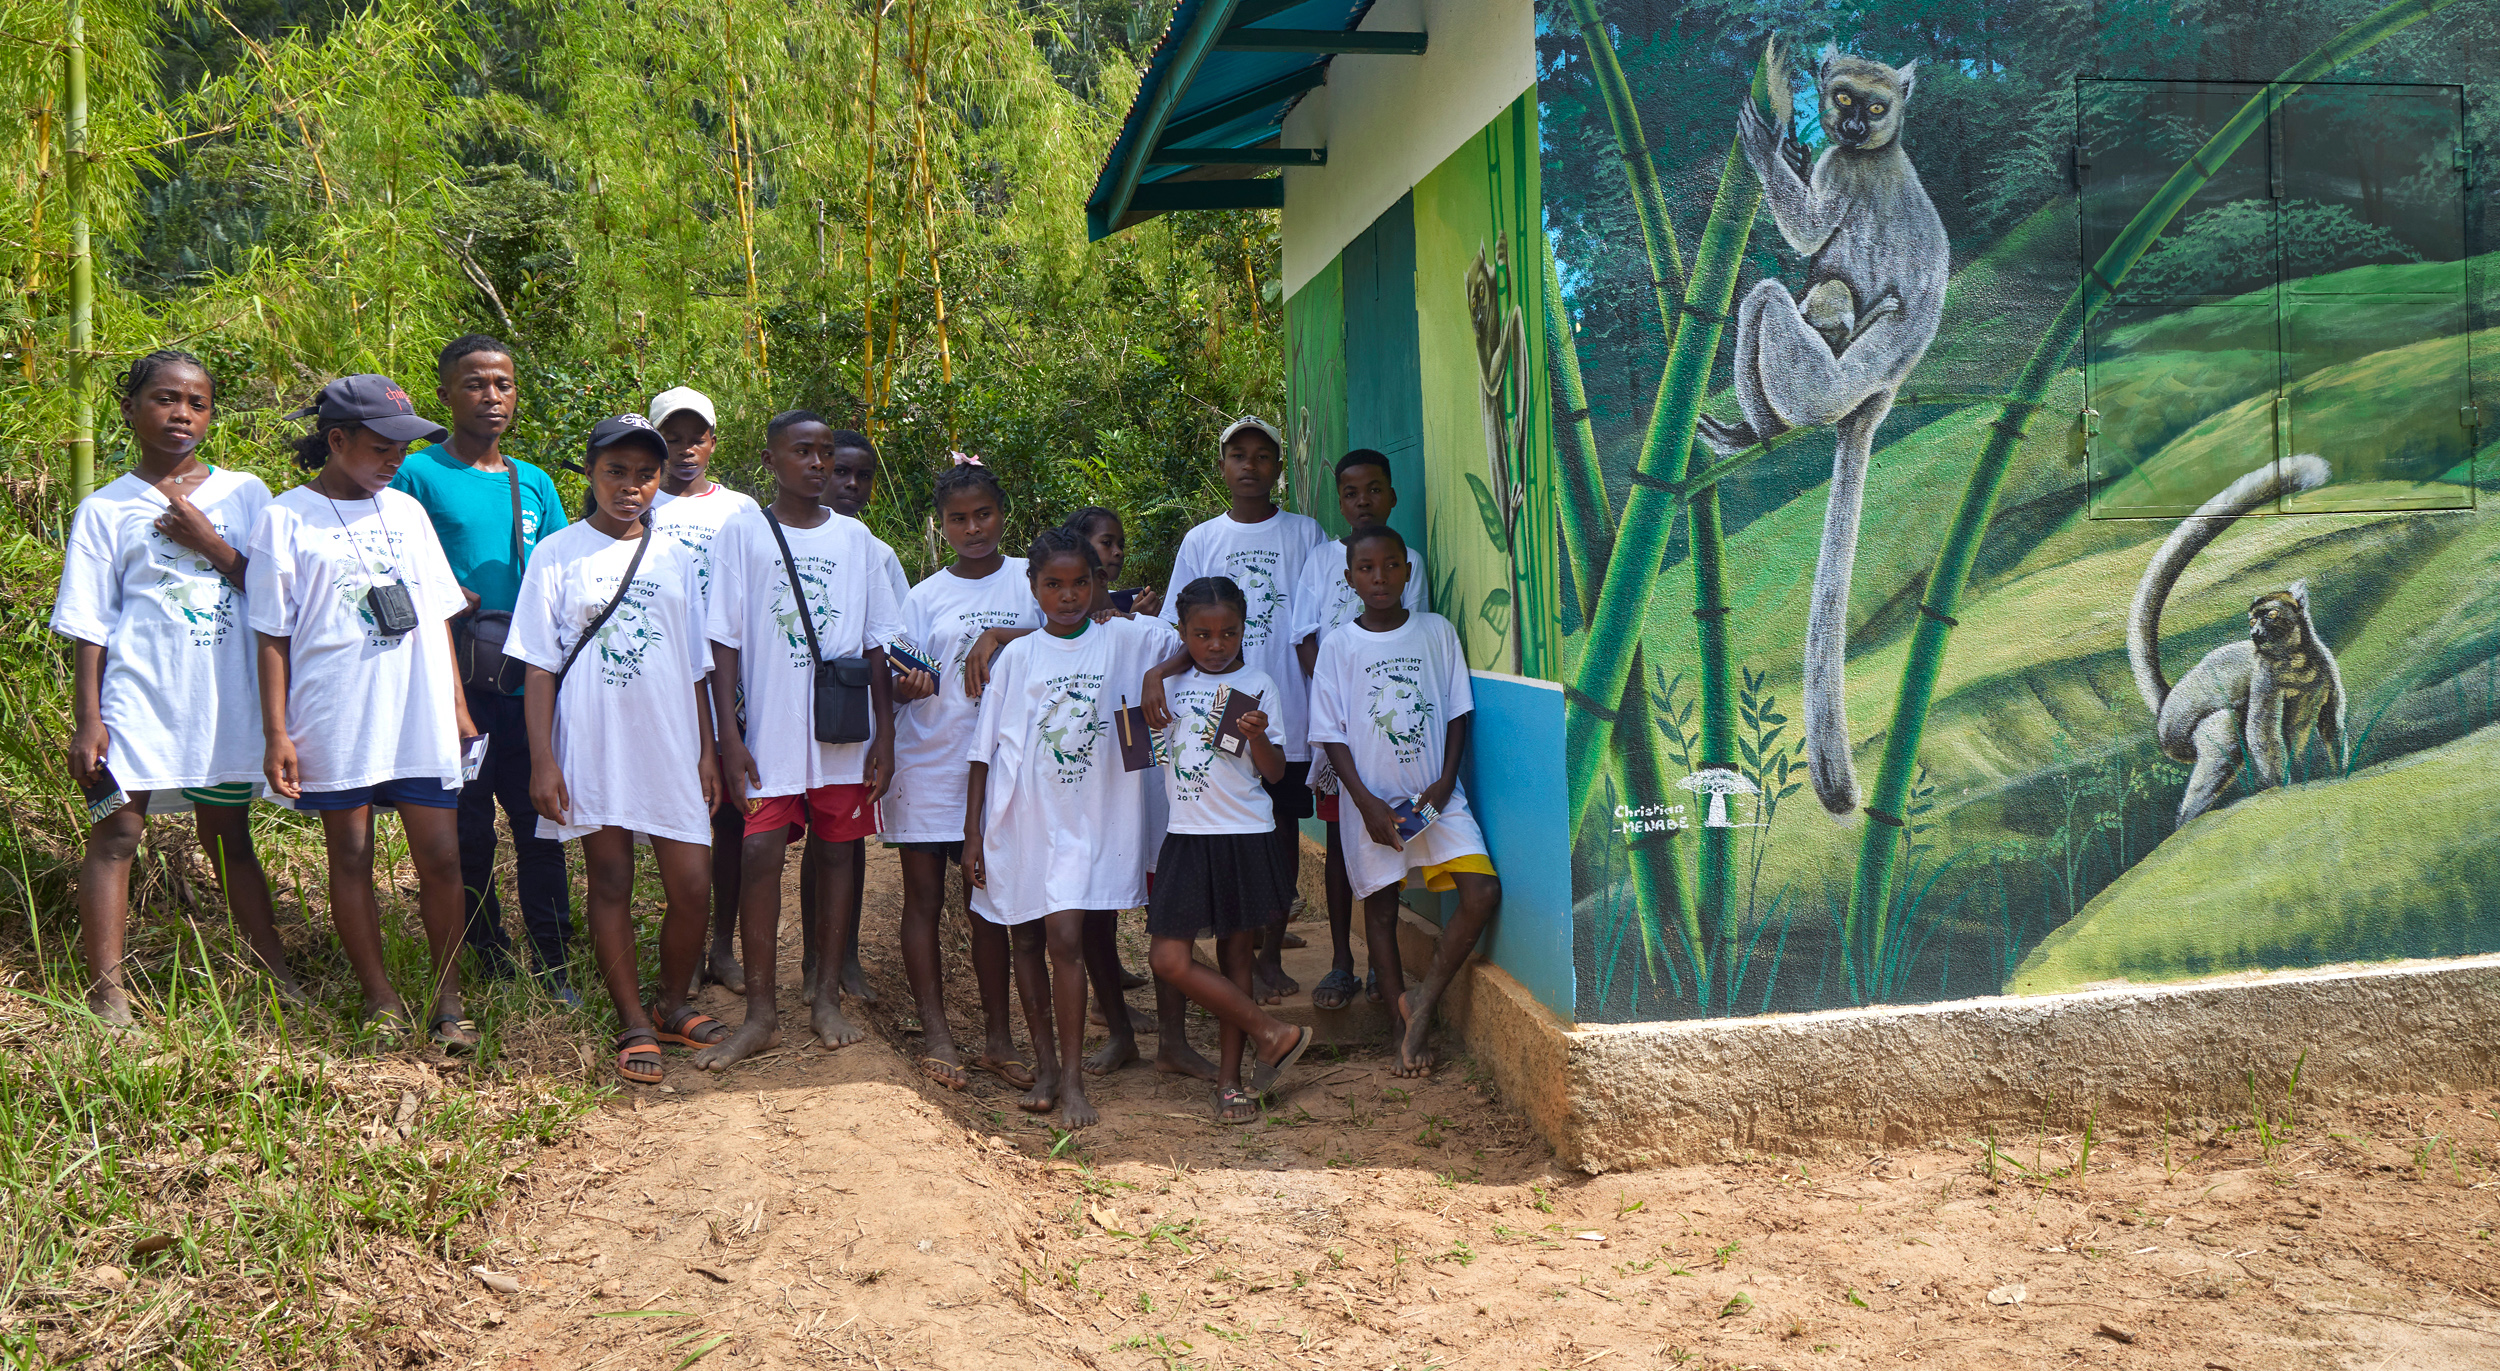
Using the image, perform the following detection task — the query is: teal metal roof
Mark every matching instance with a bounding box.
[1086,0,1424,239]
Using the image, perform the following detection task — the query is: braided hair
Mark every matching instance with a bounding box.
[1024,525,1100,580]
[932,459,1004,512]
[117,349,214,404]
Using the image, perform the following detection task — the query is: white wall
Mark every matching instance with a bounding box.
[1278,0,1536,299]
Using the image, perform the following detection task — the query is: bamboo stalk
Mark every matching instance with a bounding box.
[861,0,886,435]
[1621,645,1704,1003]
[721,1,766,377]
[1543,231,1614,594]
[66,0,93,499]
[909,0,950,385]
[21,104,51,384]
[1842,0,2467,978]
[1560,0,1686,351]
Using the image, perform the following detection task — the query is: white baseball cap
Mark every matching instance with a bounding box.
[647,385,717,432]
[1219,414,1284,454]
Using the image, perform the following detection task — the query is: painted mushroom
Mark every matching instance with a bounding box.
[1678,767,1759,828]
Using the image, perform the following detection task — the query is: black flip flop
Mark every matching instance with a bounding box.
[1251,1025,1315,1098]
[1310,968,1361,1011]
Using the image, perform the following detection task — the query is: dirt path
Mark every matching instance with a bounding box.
[476,847,2500,1370]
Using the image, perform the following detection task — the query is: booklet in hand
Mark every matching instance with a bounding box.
[1208,685,1263,757]
[1114,695,1161,772]
[1109,587,1138,613]
[1387,797,1440,842]
[884,635,941,679]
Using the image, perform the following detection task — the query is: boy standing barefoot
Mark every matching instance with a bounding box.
[699,412,903,1068]
[1308,527,1500,1077]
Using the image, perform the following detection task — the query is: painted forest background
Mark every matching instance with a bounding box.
[1540,0,2500,1022]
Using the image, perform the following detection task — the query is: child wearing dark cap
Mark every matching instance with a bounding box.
[247,374,483,1052]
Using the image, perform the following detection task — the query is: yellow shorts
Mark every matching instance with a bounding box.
[1417,853,1497,892]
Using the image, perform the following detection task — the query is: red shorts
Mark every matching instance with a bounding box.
[1315,791,1340,824]
[744,785,879,842]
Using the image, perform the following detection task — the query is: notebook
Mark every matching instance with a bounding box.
[1208,685,1263,758]
[1114,696,1163,772]
[1387,797,1440,841]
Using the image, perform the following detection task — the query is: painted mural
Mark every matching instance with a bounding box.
[1539,0,2499,1022]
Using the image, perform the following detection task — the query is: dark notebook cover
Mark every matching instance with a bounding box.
[1209,685,1262,757]
[1110,587,1138,613]
[1114,699,1159,772]
[1387,798,1440,841]
[884,636,941,678]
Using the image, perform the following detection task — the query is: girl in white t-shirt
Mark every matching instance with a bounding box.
[50,350,295,1025]
[881,460,1035,1092]
[1144,576,1316,1123]
[963,529,1168,1130]
[248,374,481,1052]
[512,416,725,1086]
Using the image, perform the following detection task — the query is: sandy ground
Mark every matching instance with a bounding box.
[473,846,2500,1371]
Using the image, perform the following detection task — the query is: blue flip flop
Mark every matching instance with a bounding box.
[1311,968,1361,1011]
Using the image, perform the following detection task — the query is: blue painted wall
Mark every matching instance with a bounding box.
[1457,671,1573,1018]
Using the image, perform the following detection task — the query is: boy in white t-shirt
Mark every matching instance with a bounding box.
[51,350,294,1024]
[1154,417,1324,1004]
[648,385,761,997]
[248,374,484,1052]
[1307,527,1501,1080]
[699,411,904,1070]
[1290,449,1428,1013]
[512,415,725,1086]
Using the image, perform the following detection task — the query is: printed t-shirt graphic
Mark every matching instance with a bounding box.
[1159,509,1325,759]
[507,521,713,844]
[652,483,761,621]
[1307,611,1489,899]
[880,557,1036,843]
[963,615,1167,924]
[1291,538,1429,651]
[49,468,274,801]
[387,442,567,615]
[1160,665,1286,836]
[705,508,904,794]
[244,485,468,792]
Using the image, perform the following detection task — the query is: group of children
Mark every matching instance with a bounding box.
[53,336,1502,1128]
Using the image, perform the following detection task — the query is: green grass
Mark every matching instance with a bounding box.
[2010,723,2500,993]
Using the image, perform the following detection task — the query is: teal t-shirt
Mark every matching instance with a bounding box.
[388,443,567,616]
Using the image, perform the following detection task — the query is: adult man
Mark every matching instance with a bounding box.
[390,333,577,999]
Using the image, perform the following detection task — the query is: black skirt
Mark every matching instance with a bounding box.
[1147,831,1296,940]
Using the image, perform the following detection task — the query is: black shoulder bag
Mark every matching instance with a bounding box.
[763,509,874,743]
[552,517,654,693]
[456,465,530,695]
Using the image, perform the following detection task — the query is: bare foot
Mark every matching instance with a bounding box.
[1088,999,1152,1033]
[1154,1038,1219,1082]
[1060,1085,1101,1130]
[841,957,877,1004]
[1393,988,1436,1078]
[87,984,135,1028]
[1252,962,1299,1005]
[811,996,866,1049]
[692,1015,781,1071]
[702,944,746,996]
[1084,1035,1139,1076]
[1018,1067,1060,1114]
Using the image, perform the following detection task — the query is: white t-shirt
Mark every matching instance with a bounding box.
[1307,611,1487,898]
[245,485,467,793]
[1291,537,1429,650]
[706,508,904,794]
[507,521,713,845]
[963,615,1168,925]
[879,558,1036,843]
[1159,508,1326,759]
[50,468,273,804]
[1160,665,1286,836]
[652,482,761,621]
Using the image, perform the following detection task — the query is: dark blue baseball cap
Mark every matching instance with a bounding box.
[287,374,448,445]
[586,413,669,463]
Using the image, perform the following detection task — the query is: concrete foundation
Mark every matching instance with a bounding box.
[1401,929,2500,1172]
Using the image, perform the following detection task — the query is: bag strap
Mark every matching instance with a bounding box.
[763,508,826,666]
[553,515,654,692]
[506,463,527,569]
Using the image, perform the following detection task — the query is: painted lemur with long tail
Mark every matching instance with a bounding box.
[1700,46,1949,817]
[2129,455,2347,826]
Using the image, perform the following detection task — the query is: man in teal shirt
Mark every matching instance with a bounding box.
[391,333,576,1000]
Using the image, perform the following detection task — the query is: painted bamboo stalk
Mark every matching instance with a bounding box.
[1844,0,2468,976]
[1560,0,1686,348]
[1542,230,1615,594]
[1622,645,1706,999]
[67,0,94,499]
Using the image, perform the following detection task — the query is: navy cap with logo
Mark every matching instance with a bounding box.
[586,413,669,464]
[287,374,449,445]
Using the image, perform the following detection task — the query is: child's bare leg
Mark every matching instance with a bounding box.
[1327,821,1355,977]
[797,830,820,987]
[1396,872,1499,1077]
[647,835,712,1031]
[397,806,474,1050]
[1044,910,1098,1128]
[319,808,407,1027]
[77,799,147,1025]
[1252,824,1301,1002]
[580,827,654,1043]
[841,839,874,1002]
[1360,885,1408,1064]
[1151,971,1216,1081]
[702,799,745,994]
[695,829,787,1069]
[968,898,1023,1078]
[194,805,302,1002]
[808,835,865,1047]
[1080,909,1140,1075]
[1009,920,1058,1112]
[898,849,963,1083]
